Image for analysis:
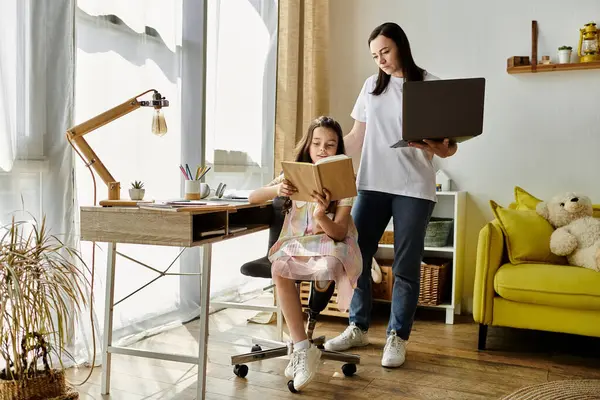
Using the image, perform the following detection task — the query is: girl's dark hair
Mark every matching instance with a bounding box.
[369,22,425,95]
[293,116,345,162]
[282,115,345,214]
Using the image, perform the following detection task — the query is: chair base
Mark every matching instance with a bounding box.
[230,335,360,393]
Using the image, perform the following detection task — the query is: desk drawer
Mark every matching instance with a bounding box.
[81,208,194,246]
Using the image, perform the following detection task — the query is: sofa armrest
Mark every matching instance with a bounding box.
[473,220,505,325]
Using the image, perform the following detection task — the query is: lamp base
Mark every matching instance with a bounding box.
[99,199,153,207]
[580,54,600,62]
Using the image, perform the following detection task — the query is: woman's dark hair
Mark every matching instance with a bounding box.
[282,115,345,214]
[369,22,425,95]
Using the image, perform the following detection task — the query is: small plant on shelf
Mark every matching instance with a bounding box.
[129,180,145,200]
[558,45,573,64]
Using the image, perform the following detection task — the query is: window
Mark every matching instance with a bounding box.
[74,0,189,341]
[73,0,279,344]
[205,0,278,300]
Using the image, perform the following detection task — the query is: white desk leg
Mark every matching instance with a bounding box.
[197,243,212,400]
[101,242,117,394]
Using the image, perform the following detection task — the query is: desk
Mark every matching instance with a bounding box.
[79,202,272,400]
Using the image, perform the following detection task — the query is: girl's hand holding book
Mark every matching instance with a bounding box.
[312,189,331,219]
[278,179,297,197]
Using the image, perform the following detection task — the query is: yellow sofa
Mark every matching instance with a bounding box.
[473,187,600,350]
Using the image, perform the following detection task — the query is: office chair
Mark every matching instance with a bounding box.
[230,197,360,393]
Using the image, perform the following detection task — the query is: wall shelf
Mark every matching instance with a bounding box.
[508,60,600,74]
[507,20,600,75]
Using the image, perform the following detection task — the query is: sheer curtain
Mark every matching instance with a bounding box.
[0,0,76,369]
[0,0,74,238]
[72,0,198,363]
[205,0,278,303]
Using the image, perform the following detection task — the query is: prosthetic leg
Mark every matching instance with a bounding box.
[230,280,360,393]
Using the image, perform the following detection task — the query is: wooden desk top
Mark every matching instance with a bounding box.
[79,202,272,247]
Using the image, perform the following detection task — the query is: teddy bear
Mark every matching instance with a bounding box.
[536,192,600,272]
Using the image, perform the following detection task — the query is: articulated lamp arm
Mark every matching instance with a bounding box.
[66,89,168,204]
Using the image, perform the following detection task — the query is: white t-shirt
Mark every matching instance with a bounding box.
[351,72,439,202]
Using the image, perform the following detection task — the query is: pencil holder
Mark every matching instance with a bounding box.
[185,180,201,200]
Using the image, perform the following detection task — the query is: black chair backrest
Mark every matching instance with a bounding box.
[267,197,287,254]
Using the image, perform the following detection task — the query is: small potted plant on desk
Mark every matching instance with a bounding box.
[558,45,572,64]
[0,215,89,399]
[129,180,145,201]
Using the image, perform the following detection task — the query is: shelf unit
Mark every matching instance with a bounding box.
[299,191,466,325]
[375,191,466,324]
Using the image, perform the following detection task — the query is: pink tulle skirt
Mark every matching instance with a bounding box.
[271,255,355,311]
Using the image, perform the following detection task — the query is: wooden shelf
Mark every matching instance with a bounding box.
[508,60,600,74]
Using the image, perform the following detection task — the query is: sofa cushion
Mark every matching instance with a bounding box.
[494,263,600,311]
[490,200,567,265]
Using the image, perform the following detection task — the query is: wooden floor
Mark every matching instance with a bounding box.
[66,301,600,399]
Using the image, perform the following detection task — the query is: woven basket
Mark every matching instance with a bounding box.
[418,258,450,306]
[0,332,78,400]
[424,217,453,247]
[0,369,78,400]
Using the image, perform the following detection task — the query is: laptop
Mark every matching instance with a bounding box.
[391,77,486,148]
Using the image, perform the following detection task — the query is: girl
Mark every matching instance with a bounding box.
[324,22,458,368]
[248,115,362,391]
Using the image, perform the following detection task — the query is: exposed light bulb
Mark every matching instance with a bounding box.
[152,109,167,136]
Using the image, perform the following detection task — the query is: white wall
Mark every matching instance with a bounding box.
[330,0,600,314]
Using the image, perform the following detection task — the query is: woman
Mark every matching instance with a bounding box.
[324,22,457,368]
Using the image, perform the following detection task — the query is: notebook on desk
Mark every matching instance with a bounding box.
[391,77,486,148]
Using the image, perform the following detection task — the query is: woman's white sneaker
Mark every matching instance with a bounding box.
[323,324,369,352]
[381,330,406,368]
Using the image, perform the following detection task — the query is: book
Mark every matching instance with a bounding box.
[199,226,248,237]
[281,154,357,202]
[138,200,232,212]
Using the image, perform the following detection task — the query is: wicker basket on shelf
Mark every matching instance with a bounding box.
[424,217,453,247]
[418,258,451,306]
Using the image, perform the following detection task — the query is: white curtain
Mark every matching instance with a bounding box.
[0,0,75,255]
[72,0,195,365]
[0,0,76,368]
[205,0,278,302]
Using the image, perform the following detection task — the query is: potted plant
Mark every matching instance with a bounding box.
[558,45,572,64]
[1,215,89,399]
[129,180,145,200]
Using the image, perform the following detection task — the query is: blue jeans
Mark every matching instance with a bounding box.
[349,190,435,340]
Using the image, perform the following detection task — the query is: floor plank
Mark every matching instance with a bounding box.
[66,301,600,399]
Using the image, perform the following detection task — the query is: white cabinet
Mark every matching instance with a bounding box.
[375,191,466,324]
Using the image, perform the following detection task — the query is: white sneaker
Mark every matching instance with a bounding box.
[290,345,321,390]
[323,324,369,352]
[381,330,407,368]
[284,357,294,379]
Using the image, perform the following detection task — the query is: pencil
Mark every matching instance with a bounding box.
[179,165,188,180]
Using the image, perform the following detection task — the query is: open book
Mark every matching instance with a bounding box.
[281,154,357,202]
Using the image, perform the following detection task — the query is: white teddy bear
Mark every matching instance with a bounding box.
[536,192,600,272]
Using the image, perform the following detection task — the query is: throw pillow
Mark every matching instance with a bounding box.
[490,200,567,265]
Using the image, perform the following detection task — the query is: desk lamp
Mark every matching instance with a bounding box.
[66,89,169,206]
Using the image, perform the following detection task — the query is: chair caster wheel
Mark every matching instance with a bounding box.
[233,364,248,378]
[342,363,356,376]
[287,379,298,393]
[251,344,262,352]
